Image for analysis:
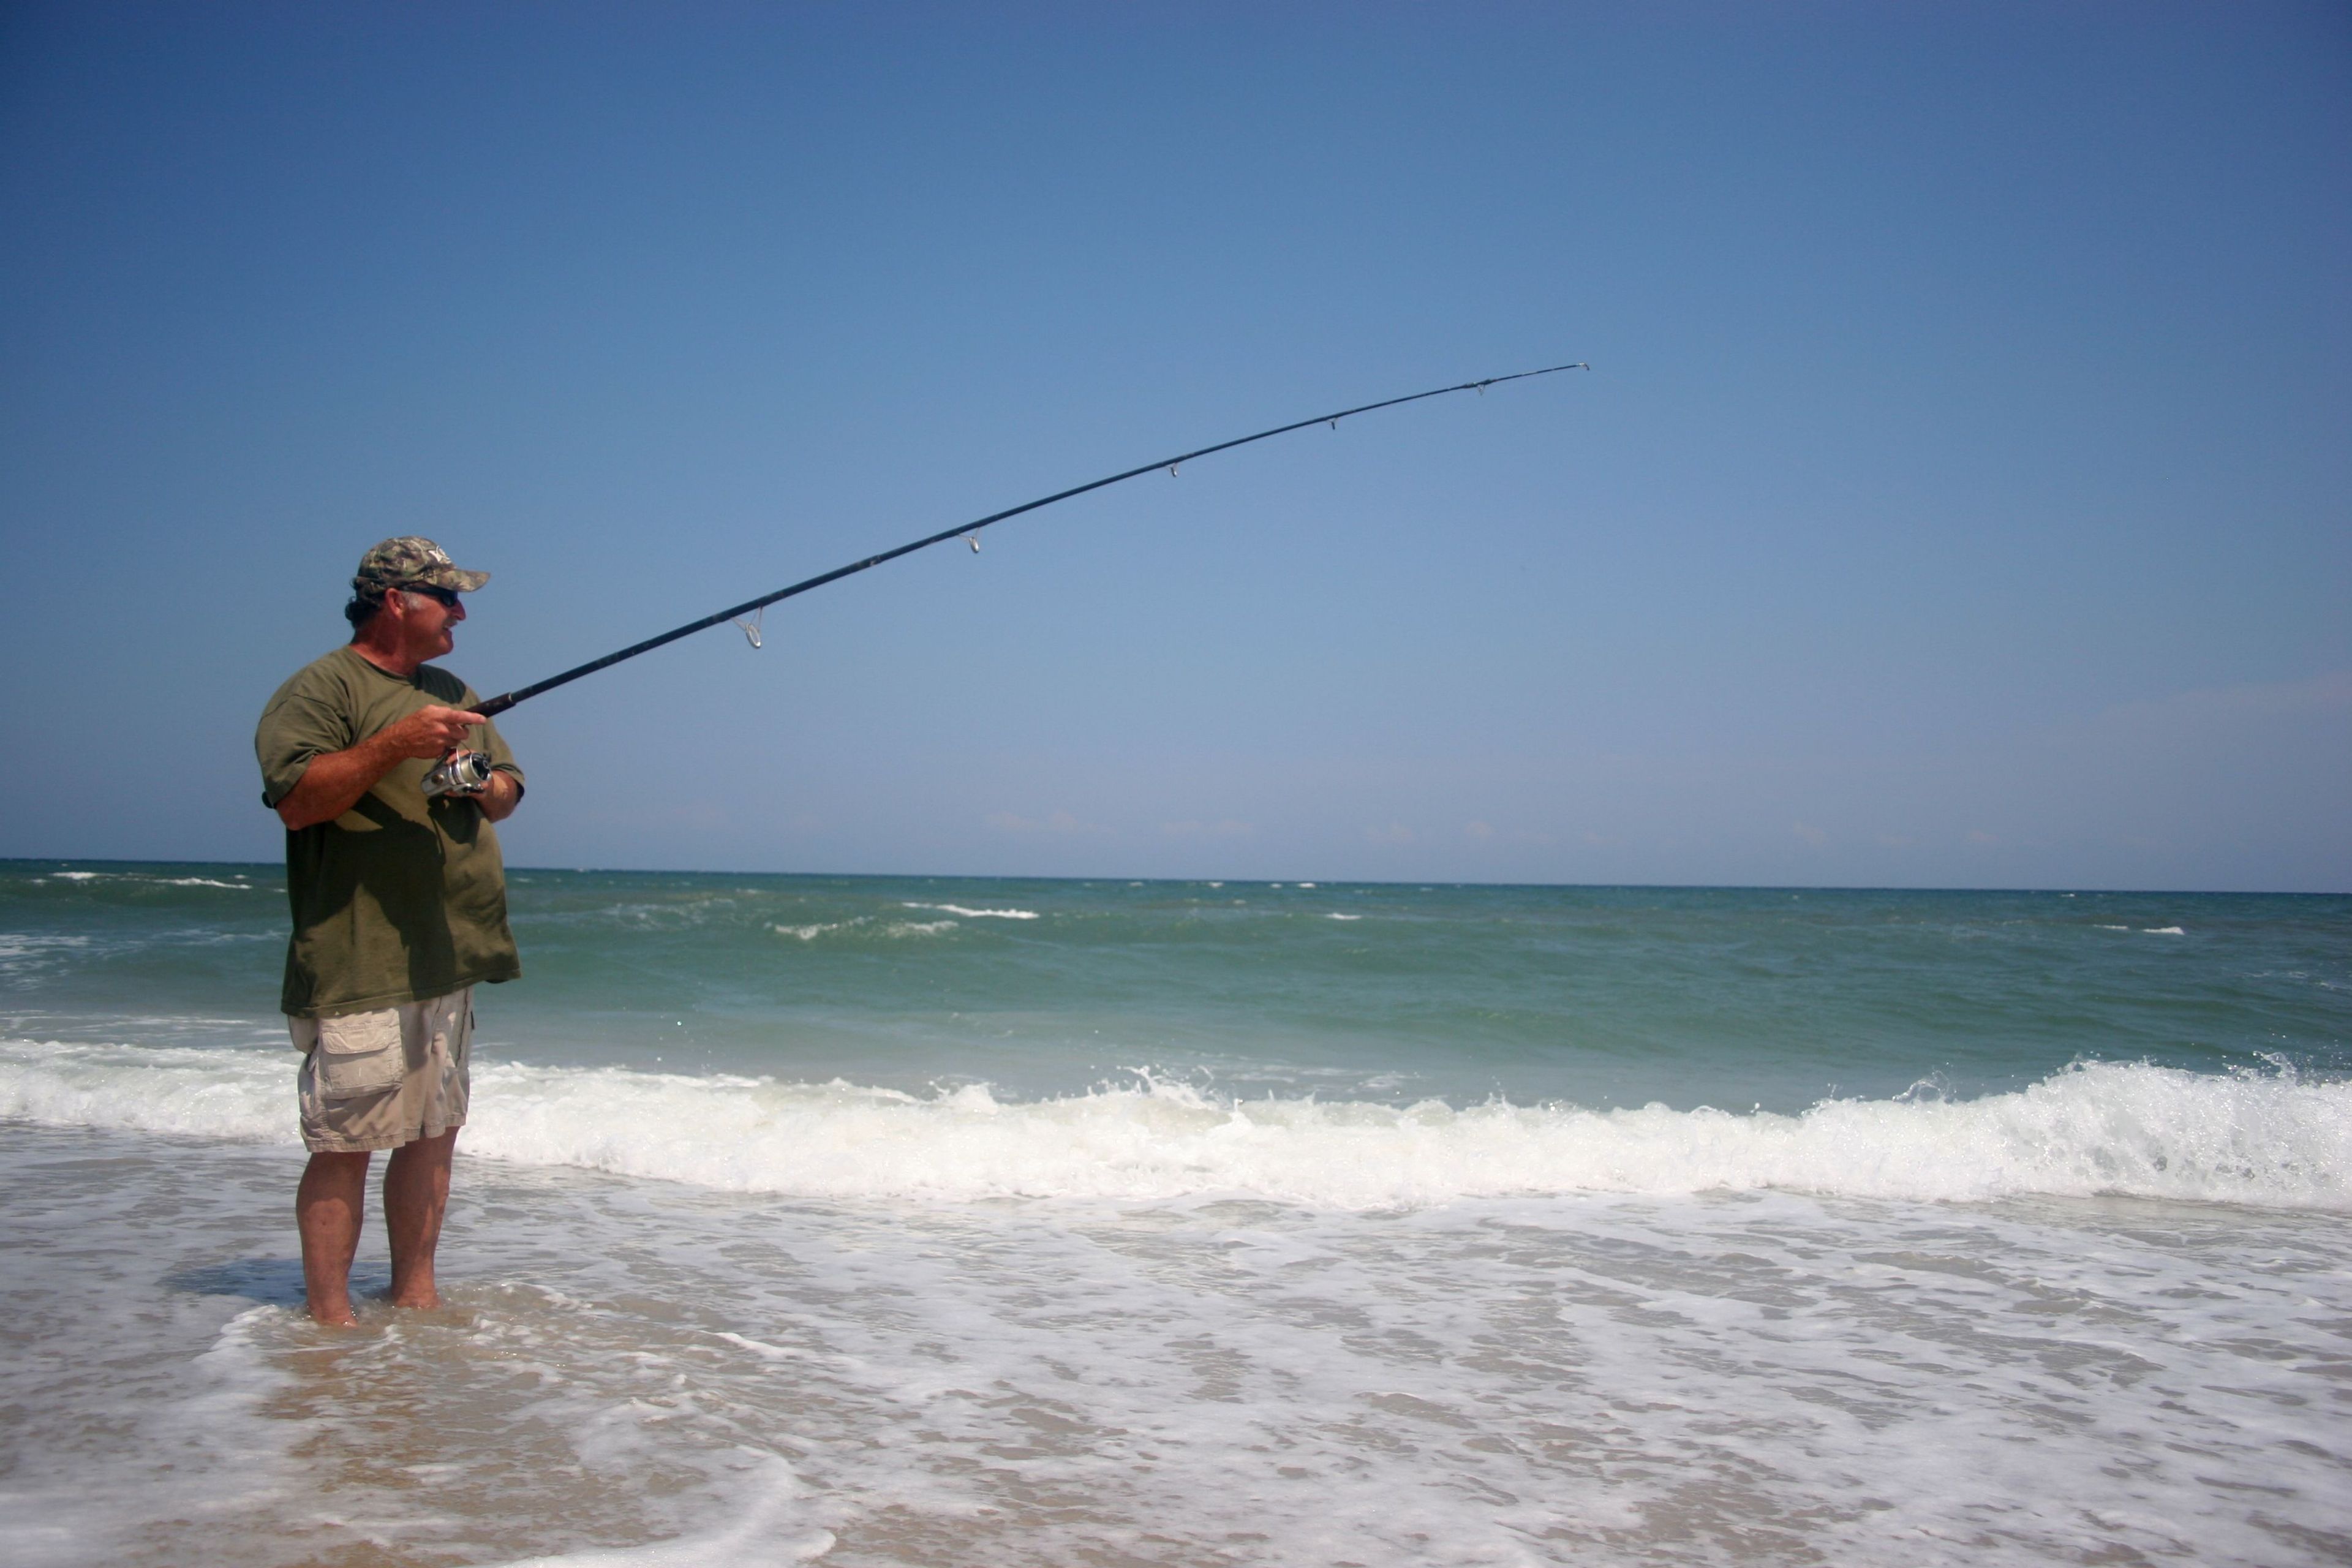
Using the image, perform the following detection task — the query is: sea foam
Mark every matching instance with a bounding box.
[3,1038,2345,1212]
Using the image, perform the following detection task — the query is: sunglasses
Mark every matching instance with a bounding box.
[400,584,462,609]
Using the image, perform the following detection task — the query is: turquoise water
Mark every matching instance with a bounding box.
[4,861,2349,1566]
[8,862,2345,1110]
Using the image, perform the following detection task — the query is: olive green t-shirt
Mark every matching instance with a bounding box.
[255,646,525,1018]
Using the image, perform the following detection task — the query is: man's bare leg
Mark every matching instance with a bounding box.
[296,1151,372,1325]
[384,1129,457,1310]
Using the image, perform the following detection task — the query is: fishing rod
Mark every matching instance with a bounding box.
[470,362,1588,720]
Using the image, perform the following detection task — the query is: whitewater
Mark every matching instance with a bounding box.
[6,1041,2350,1211]
[2,864,2347,1566]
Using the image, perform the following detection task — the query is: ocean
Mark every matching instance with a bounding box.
[2,862,2346,1566]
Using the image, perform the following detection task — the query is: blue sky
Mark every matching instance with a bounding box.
[2,2,2345,889]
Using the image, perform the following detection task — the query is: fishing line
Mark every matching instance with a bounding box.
[473,361,1588,718]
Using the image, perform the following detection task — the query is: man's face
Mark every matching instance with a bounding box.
[394,586,466,660]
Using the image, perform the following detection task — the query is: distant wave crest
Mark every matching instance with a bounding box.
[769,918,957,941]
[37,870,253,889]
[2,1040,2345,1212]
[904,903,1039,920]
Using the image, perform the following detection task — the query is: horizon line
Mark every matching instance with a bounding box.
[2,856,2343,899]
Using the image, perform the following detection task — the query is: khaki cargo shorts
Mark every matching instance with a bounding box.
[290,988,473,1153]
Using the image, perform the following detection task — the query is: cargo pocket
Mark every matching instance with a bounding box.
[312,1009,409,1098]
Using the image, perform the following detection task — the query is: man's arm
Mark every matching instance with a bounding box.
[273,705,488,831]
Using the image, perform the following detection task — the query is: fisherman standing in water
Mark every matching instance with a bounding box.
[254,538,526,1325]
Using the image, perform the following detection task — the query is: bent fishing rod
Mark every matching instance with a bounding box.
[472,361,1588,720]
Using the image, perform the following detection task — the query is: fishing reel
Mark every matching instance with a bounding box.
[422,749,496,799]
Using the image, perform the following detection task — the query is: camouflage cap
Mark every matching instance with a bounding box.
[352,537,491,597]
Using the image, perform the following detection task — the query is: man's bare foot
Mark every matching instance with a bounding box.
[308,1301,362,1327]
[385,1286,440,1311]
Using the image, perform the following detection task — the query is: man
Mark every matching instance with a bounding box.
[254,537,525,1326]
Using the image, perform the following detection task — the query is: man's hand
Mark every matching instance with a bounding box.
[475,766,522,823]
[274,706,488,831]
[380,705,488,759]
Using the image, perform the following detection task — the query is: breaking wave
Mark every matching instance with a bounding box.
[2,1039,2344,1211]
